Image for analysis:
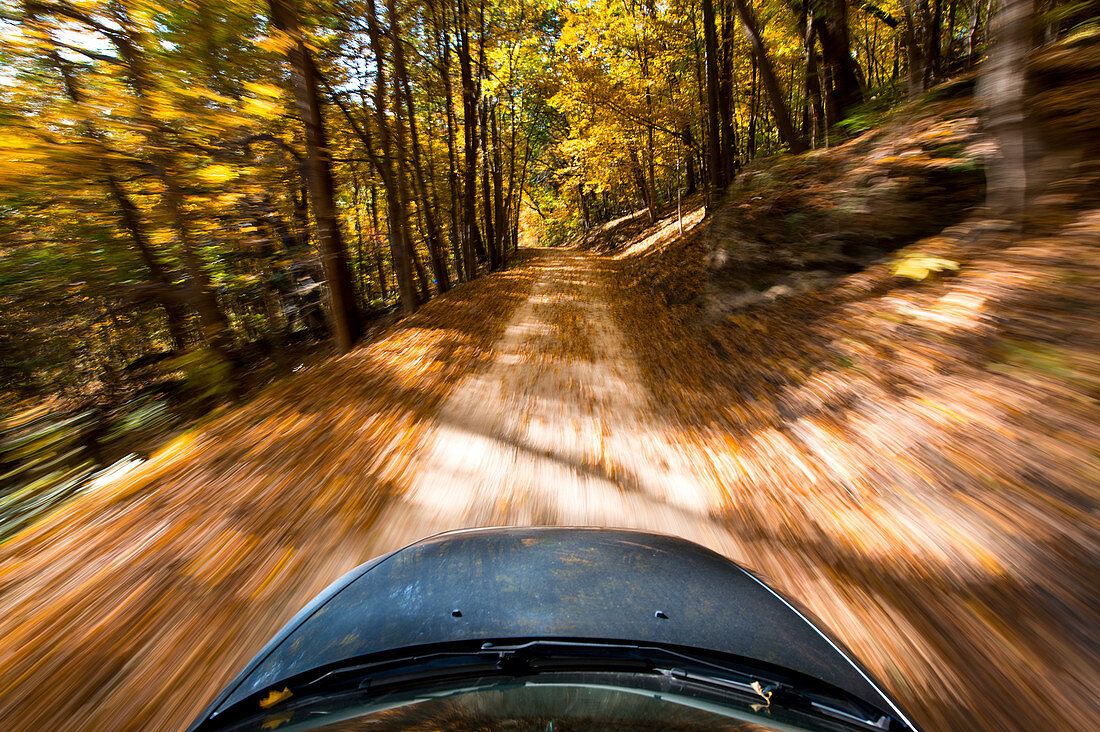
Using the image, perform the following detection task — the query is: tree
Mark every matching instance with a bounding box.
[978,0,1040,219]
[361,0,422,313]
[30,31,192,350]
[388,0,452,293]
[702,0,726,189]
[812,0,864,121]
[729,0,807,153]
[20,1,240,364]
[269,0,363,351]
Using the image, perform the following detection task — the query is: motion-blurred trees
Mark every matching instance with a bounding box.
[0,0,1083,415]
[269,0,364,351]
[1,0,548,404]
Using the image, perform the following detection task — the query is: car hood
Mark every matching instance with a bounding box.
[200,526,913,726]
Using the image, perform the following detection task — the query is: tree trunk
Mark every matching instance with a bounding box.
[159,174,235,355]
[351,166,370,303]
[965,0,983,64]
[269,0,363,351]
[719,8,738,182]
[702,0,726,190]
[480,101,499,270]
[388,0,451,294]
[639,24,660,213]
[400,141,430,304]
[748,50,758,159]
[504,95,520,254]
[362,0,420,313]
[630,146,657,224]
[801,12,826,147]
[512,140,530,251]
[682,126,698,194]
[578,182,591,229]
[458,0,481,279]
[409,230,431,300]
[103,175,190,351]
[978,0,1040,219]
[491,106,506,269]
[438,8,465,282]
[814,0,864,120]
[900,0,927,97]
[947,0,959,61]
[730,0,807,153]
[689,4,710,186]
[368,186,388,299]
[928,0,944,80]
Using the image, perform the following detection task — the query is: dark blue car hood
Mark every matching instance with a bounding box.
[195,527,915,729]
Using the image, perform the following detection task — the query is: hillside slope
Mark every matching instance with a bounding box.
[601,33,1100,731]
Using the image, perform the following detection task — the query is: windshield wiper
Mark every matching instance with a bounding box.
[238,640,897,732]
[298,640,659,694]
[663,666,892,731]
[481,642,895,732]
[664,666,777,702]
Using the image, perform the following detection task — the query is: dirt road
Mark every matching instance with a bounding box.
[390,249,718,534]
[0,248,1095,731]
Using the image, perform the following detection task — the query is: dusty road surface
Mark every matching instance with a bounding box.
[0,248,1096,731]
[395,249,716,534]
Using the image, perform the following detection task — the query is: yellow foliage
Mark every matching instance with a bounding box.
[243,96,283,120]
[255,32,296,55]
[197,164,239,184]
[892,254,960,280]
[259,687,293,709]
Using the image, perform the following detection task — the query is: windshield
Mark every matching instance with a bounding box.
[303,684,792,731]
[212,670,893,732]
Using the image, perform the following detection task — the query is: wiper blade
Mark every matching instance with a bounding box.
[478,640,655,674]
[664,666,776,701]
[354,642,655,691]
[298,650,497,693]
[235,640,900,732]
[360,661,503,692]
[290,640,753,703]
[664,666,893,731]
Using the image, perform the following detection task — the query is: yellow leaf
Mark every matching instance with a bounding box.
[256,33,296,55]
[259,687,293,710]
[892,254,959,280]
[262,711,294,730]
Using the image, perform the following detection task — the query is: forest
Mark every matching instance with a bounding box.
[6,0,1083,398]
